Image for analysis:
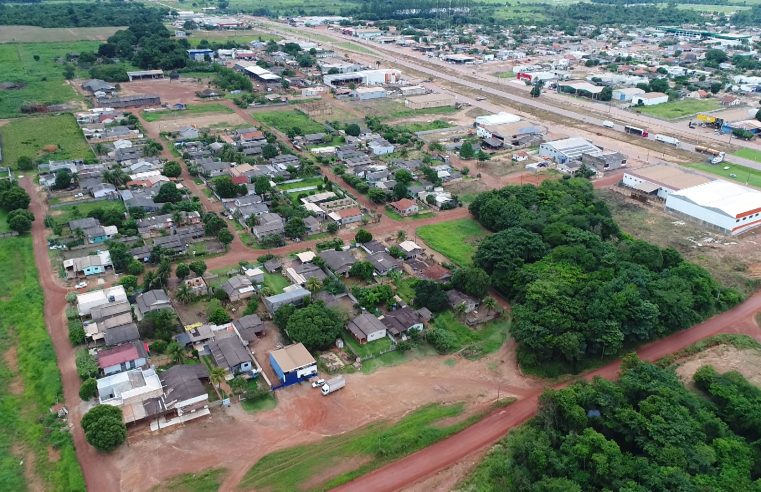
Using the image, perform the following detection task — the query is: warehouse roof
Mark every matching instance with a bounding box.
[543,138,601,158]
[270,343,315,372]
[475,112,521,126]
[670,180,761,218]
[626,165,711,191]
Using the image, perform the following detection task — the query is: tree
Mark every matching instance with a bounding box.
[459,142,475,159]
[530,84,542,98]
[396,230,407,242]
[451,267,491,299]
[190,260,207,277]
[79,378,98,400]
[0,187,30,211]
[599,86,613,101]
[262,144,279,159]
[213,176,242,199]
[705,48,728,64]
[413,280,448,312]
[175,263,190,279]
[355,229,373,243]
[476,150,490,163]
[209,366,227,391]
[368,188,388,203]
[393,182,409,200]
[154,183,182,203]
[345,123,361,137]
[118,274,139,292]
[166,341,185,364]
[218,228,234,247]
[69,320,86,346]
[286,303,344,351]
[305,276,322,294]
[162,161,182,178]
[755,109,761,123]
[649,78,669,93]
[138,310,178,341]
[207,298,230,324]
[243,297,259,315]
[81,405,126,452]
[284,217,306,239]
[127,260,144,276]
[326,222,339,234]
[254,176,272,197]
[394,169,413,184]
[16,155,34,171]
[7,209,33,233]
[349,261,374,281]
[55,169,73,189]
[482,296,498,315]
[75,349,98,379]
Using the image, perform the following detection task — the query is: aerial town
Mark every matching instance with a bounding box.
[4,1,761,491]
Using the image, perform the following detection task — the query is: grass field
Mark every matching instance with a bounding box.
[0,113,94,167]
[396,120,453,133]
[263,272,290,294]
[382,105,459,120]
[0,26,123,43]
[154,467,227,492]
[254,109,325,135]
[142,103,234,122]
[0,41,98,117]
[734,148,761,164]
[239,402,497,491]
[276,176,324,191]
[0,237,85,491]
[333,41,376,55]
[685,161,761,189]
[430,312,511,359]
[186,30,280,46]
[416,218,489,267]
[52,199,125,224]
[636,98,720,120]
[343,332,394,359]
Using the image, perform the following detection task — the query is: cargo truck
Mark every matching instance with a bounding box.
[321,376,346,396]
[654,134,679,147]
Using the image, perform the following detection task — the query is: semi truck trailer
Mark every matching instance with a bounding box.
[321,376,346,396]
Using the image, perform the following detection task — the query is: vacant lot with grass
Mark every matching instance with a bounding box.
[734,148,761,164]
[276,176,324,191]
[0,26,123,43]
[636,98,720,119]
[417,218,489,266]
[263,272,290,294]
[0,237,85,491]
[396,120,453,133]
[239,402,498,491]
[186,29,280,46]
[685,161,761,189]
[254,109,325,135]
[0,41,97,117]
[142,103,234,122]
[51,199,125,224]
[0,113,93,167]
[430,312,511,358]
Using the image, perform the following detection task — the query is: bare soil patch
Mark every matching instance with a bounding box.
[120,79,206,105]
[676,344,761,388]
[11,444,44,492]
[4,346,23,395]
[302,455,372,491]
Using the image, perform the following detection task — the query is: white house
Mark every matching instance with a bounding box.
[347,313,387,344]
[612,87,645,102]
[77,285,128,317]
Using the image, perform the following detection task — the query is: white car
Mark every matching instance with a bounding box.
[311,378,325,388]
[75,281,88,289]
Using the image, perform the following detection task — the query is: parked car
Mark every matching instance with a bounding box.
[75,281,88,289]
[311,378,325,388]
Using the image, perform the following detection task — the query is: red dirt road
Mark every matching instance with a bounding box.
[334,291,761,492]
[21,178,120,491]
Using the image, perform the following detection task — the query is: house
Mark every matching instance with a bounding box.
[304,215,322,235]
[263,258,282,273]
[446,289,479,313]
[208,336,254,377]
[368,252,400,275]
[187,48,214,61]
[269,343,317,386]
[154,364,210,427]
[233,314,265,342]
[242,266,265,284]
[368,139,395,155]
[90,183,118,199]
[328,207,363,226]
[263,286,311,314]
[82,79,116,94]
[398,240,423,258]
[104,323,141,346]
[388,198,418,217]
[63,251,112,278]
[135,289,173,321]
[97,341,149,376]
[220,275,255,302]
[97,367,164,424]
[285,262,327,285]
[720,95,741,107]
[381,307,425,337]
[184,277,208,296]
[319,249,357,275]
[347,313,387,344]
[252,213,285,240]
[360,240,386,255]
[77,285,128,317]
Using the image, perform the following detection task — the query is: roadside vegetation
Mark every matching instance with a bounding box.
[635,98,719,119]
[686,161,761,189]
[154,467,228,492]
[255,109,326,135]
[0,237,85,490]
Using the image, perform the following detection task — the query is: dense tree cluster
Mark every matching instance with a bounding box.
[0,3,167,28]
[469,179,740,371]
[285,302,344,351]
[97,23,188,71]
[694,365,761,440]
[473,357,761,491]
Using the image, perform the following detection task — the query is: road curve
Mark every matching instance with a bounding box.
[333,291,761,492]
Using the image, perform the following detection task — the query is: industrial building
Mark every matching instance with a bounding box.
[96,95,161,108]
[405,93,456,109]
[665,180,761,235]
[126,70,164,82]
[631,92,669,106]
[475,112,521,126]
[621,165,711,200]
[323,69,401,87]
[539,138,602,164]
[353,87,387,100]
[612,87,646,102]
[234,62,281,84]
[269,343,317,386]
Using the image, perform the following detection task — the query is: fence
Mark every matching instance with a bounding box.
[0,231,19,239]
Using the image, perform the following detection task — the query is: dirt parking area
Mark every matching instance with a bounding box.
[120,79,207,105]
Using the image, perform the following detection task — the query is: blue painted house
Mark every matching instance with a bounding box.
[63,251,113,279]
[269,343,317,387]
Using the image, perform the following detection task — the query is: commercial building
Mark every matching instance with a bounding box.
[323,69,401,87]
[612,87,646,102]
[621,165,711,200]
[539,137,602,164]
[235,62,281,84]
[405,93,456,109]
[631,92,669,106]
[353,87,387,100]
[665,180,761,235]
[126,70,164,82]
[269,343,317,386]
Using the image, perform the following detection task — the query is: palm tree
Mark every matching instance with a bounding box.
[305,276,322,295]
[396,230,407,242]
[176,283,194,304]
[167,342,185,364]
[209,366,227,396]
[482,297,498,316]
[454,302,467,318]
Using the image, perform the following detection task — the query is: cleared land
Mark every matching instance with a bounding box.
[733,147,761,164]
[0,41,97,117]
[417,218,489,267]
[0,113,94,167]
[142,103,234,122]
[0,237,85,491]
[396,120,453,133]
[238,402,503,491]
[0,26,123,43]
[636,99,720,119]
[253,109,326,134]
[430,312,511,359]
[685,161,761,189]
[186,30,280,45]
[153,467,227,492]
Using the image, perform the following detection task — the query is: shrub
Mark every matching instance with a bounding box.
[81,405,126,452]
[79,378,98,400]
[150,340,168,354]
[68,319,86,346]
[75,348,98,380]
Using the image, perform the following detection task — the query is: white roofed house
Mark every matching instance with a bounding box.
[77,285,128,317]
[220,275,255,302]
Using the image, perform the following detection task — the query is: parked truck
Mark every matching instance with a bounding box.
[321,376,346,396]
[695,145,723,156]
[710,152,726,165]
[654,134,679,147]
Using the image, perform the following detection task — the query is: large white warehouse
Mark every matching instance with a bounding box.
[665,180,761,235]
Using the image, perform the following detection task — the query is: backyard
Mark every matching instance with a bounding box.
[0,113,94,167]
[636,98,720,119]
[263,272,291,294]
[396,120,453,133]
[142,103,234,122]
[416,218,489,267]
[253,109,325,135]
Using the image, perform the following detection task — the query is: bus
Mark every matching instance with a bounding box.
[624,125,649,138]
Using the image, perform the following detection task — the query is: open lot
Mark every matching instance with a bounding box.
[50,199,125,225]
[734,147,761,164]
[416,218,489,267]
[635,98,720,120]
[0,26,122,43]
[0,41,96,117]
[685,161,761,189]
[142,103,234,122]
[0,113,93,167]
[252,109,326,135]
